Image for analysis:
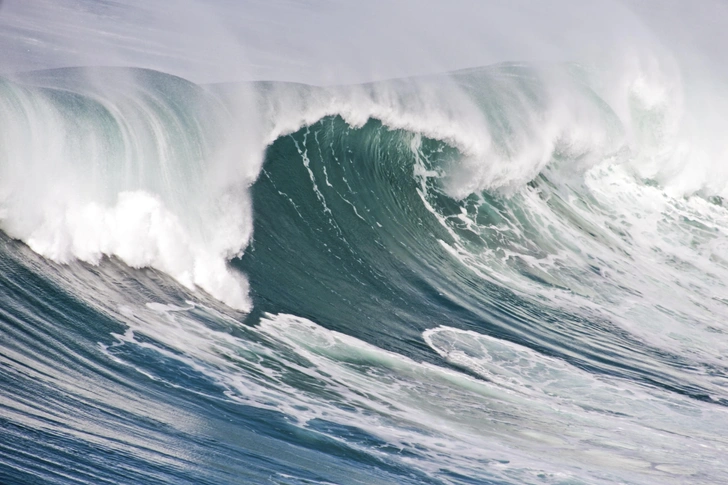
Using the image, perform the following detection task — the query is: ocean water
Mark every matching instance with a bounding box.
[2,2,728,485]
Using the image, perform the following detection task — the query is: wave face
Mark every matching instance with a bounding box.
[2,58,728,484]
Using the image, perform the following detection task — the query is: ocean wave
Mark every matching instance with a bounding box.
[2,57,728,484]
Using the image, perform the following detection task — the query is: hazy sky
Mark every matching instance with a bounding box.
[0,0,727,84]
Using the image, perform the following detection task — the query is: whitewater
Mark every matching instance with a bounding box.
[2,1,728,484]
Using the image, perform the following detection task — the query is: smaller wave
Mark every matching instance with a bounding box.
[99,296,728,484]
[423,325,728,482]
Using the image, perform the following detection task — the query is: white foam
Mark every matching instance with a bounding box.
[97,300,728,484]
[0,73,258,311]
